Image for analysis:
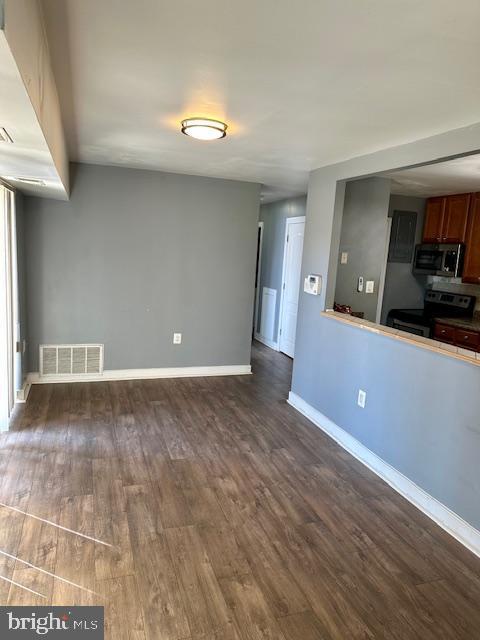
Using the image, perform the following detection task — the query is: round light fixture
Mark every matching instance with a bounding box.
[181,118,227,141]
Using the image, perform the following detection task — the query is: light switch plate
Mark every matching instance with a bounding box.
[366,280,375,294]
[341,252,348,264]
[357,276,364,292]
[173,333,182,344]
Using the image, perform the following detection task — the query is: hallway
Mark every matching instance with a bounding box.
[0,341,479,638]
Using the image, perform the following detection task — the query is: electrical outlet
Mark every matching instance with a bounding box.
[357,389,366,408]
[173,333,182,344]
[357,276,364,292]
[366,280,375,294]
[341,252,348,264]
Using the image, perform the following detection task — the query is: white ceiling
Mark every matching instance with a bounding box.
[386,154,480,198]
[41,0,480,202]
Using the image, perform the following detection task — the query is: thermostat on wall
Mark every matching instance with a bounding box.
[304,274,322,295]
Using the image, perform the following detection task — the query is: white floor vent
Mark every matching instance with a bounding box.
[39,344,104,378]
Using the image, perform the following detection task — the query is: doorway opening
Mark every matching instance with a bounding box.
[254,197,306,358]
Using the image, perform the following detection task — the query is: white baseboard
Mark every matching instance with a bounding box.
[288,391,480,559]
[254,332,279,351]
[27,364,251,385]
[16,380,32,403]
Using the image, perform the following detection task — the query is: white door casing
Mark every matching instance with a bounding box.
[279,217,305,358]
[253,221,264,335]
[0,185,17,430]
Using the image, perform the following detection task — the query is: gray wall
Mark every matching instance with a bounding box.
[296,317,480,530]
[335,177,391,321]
[257,196,306,337]
[24,163,260,371]
[380,194,427,324]
[292,122,480,531]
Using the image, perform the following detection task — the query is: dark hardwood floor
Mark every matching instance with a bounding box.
[1,341,480,638]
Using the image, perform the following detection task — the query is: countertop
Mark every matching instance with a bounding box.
[434,314,480,332]
[322,310,480,366]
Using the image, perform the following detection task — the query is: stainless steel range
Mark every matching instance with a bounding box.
[386,290,476,338]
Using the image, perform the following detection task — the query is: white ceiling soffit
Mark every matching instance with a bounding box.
[41,0,480,202]
[386,154,480,198]
[0,1,68,200]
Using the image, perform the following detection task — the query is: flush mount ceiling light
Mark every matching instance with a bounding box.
[181,117,227,141]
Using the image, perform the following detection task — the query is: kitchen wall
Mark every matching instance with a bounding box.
[24,163,260,371]
[380,194,427,324]
[257,195,306,340]
[335,177,391,321]
[291,121,480,532]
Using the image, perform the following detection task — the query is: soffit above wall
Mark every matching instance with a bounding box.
[0,1,68,200]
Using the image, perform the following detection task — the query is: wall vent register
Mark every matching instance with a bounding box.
[39,344,104,377]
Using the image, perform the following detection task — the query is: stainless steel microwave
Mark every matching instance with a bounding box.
[413,243,464,277]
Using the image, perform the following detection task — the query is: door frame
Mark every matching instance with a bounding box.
[253,221,264,336]
[0,185,17,430]
[278,216,306,353]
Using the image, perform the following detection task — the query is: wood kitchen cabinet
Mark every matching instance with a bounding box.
[434,322,480,352]
[443,193,470,242]
[454,328,480,351]
[423,194,470,243]
[463,192,480,284]
[433,322,455,344]
[422,197,445,242]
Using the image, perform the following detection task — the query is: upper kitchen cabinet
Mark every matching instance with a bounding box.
[422,196,445,242]
[422,194,470,243]
[442,193,470,242]
[463,193,480,284]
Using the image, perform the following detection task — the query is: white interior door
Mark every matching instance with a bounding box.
[279,217,305,358]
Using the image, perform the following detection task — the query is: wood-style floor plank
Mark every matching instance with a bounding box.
[165,525,231,637]
[197,521,250,581]
[220,573,287,640]
[51,495,96,606]
[280,611,331,640]
[96,575,146,640]
[236,517,310,618]
[0,341,479,640]
[125,484,190,640]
